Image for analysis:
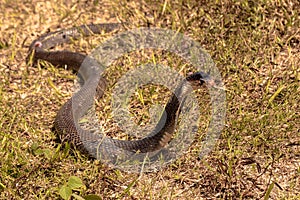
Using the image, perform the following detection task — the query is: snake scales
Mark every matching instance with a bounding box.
[28,23,211,169]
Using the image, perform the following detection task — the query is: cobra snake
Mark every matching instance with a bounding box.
[28,23,212,167]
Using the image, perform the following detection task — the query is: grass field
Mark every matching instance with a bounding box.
[0,0,299,199]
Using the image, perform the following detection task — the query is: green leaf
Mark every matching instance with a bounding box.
[0,182,6,191]
[68,176,84,190]
[264,181,275,200]
[34,148,44,155]
[84,194,102,200]
[42,148,53,160]
[59,185,72,200]
[72,193,86,200]
[30,142,39,151]
[34,148,53,160]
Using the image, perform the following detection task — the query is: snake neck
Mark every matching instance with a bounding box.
[115,76,204,153]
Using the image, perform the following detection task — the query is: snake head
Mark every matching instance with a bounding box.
[186,71,224,90]
[186,71,210,86]
[198,72,225,90]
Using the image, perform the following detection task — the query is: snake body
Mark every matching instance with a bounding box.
[29,23,209,166]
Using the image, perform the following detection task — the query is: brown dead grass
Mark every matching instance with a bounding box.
[0,0,299,199]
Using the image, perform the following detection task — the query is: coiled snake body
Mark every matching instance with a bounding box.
[29,23,210,168]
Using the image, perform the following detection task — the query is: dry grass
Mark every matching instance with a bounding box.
[0,0,299,199]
